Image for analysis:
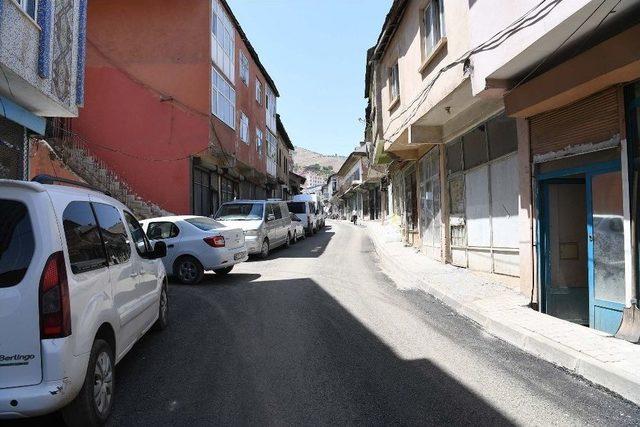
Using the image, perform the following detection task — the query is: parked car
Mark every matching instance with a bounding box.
[0,176,168,426]
[289,213,305,242]
[215,200,291,258]
[287,199,317,236]
[139,216,248,285]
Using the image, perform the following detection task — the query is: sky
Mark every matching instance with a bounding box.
[227,0,392,156]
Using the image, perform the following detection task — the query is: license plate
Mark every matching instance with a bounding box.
[234,251,245,260]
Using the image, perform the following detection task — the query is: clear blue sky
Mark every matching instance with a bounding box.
[228,0,391,156]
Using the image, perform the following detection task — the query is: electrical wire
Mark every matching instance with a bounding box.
[508,0,610,93]
[86,38,236,165]
[51,123,212,162]
[381,0,565,141]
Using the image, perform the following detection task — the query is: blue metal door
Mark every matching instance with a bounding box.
[587,167,625,333]
[539,161,625,333]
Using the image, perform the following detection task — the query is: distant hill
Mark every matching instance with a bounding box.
[292,147,346,178]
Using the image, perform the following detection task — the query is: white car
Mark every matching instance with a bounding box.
[289,213,305,242]
[215,200,292,258]
[140,216,248,285]
[0,176,168,425]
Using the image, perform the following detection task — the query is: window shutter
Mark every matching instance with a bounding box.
[530,88,620,157]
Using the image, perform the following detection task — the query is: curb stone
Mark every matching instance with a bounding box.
[364,222,640,406]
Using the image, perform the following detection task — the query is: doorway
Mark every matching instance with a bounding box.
[539,161,625,334]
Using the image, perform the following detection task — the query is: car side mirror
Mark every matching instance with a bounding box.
[150,241,167,259]
[267,214,275,222]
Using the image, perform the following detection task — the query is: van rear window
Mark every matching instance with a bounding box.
[0,200,35,288]
[287,202,306,214]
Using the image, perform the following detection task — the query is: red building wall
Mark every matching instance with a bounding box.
[71,0,210,214]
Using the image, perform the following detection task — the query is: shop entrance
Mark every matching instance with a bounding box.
[539,161,625,334]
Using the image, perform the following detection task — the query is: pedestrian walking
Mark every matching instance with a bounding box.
[351,209,357,225]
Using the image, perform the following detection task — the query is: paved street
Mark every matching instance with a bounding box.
[13,221,640,426]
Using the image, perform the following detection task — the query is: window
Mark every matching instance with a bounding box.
[240,51,249,86]
[212,67,236,129]
[16,0,37,20]
[216,202,264,220]
[446,139,463,175]
[256,128,264,157]
[211,0,235,82]
[124,211,152,256]
[462,125,488,170]
[487,114,518,160]
[193,167,215,217]
[147,222,180,240]
[271,203,283,219]
[389,62,400,102]
[240,112,249,143]
[0,200,35,287]
[265,87,277,131]
[266,131,278,161]
[424,0,445,58]
[256,80,262,104]
[287,202,306,214]
[62,202,108,274]
[220,176,238,203]
[185,217,225,231]
[93,203,131,266]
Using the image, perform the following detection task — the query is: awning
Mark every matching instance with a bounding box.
[0,96,46,135]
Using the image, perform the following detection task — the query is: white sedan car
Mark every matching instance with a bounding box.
[140,216,248,285]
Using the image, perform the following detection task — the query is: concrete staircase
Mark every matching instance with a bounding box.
[44,136,171,219]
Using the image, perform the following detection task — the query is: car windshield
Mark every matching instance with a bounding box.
[215,203,264,220]
[185,217,226,231]
[287,202,306,214]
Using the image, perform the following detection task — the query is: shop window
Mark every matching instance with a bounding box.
[448,174,464,216]
[445,139,463,175]
[465,165,490,247]
[193,168,216,217]
[490,155,519,248]
[488,115,518,160]
[463,125,488,170]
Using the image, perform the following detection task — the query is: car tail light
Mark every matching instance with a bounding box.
[204,236,225,247]
[39,251,71,339]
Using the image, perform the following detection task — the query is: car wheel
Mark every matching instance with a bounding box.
[292,230,297,243]
[153,282,169,331]
[259,239,270,259]
[285,232,291,248]
[174,256,204,285]
[62,339,114,427]
[214,266,233,275]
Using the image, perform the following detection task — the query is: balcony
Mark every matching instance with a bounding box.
[0,0,86,124]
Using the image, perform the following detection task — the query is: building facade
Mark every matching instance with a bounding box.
[366,0,640,336]
[0,0,87,180]
[275,114,294,199]
[68,0,279,216]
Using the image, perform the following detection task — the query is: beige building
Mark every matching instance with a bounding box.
[367,0,640,336]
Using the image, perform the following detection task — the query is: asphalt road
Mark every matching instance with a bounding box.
[11,221,640,426]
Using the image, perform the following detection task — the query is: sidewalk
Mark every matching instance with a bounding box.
[364,220,640,406]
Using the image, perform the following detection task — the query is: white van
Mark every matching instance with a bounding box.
[215,200,292,258]
[286,200,317,236]
[0,177,168,425]
[292,194,323,233]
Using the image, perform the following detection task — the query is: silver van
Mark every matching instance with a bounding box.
[214,200,292,258]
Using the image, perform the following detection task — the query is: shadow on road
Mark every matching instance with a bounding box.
[250,226,336,261]
[101,277,513,426]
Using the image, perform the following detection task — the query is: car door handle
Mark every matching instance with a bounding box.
[167,244,174,248]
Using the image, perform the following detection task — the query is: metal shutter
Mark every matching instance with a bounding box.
[530,88,620,157]
[0,117,25,180]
